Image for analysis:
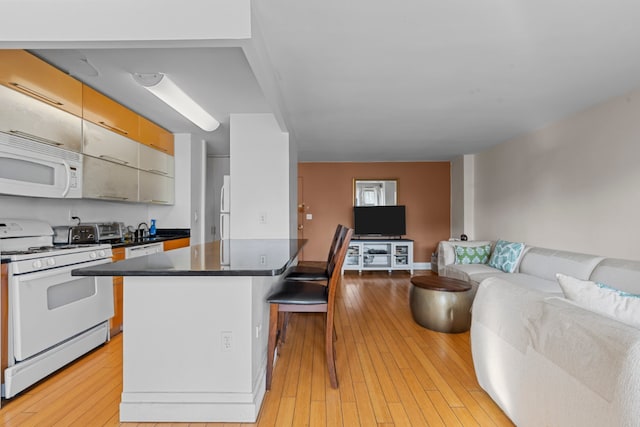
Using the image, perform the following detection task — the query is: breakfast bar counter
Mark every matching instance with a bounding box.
[73,239,305,423]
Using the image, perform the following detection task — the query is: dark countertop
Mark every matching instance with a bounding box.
[72,239,306,277]
[110,228,190,249]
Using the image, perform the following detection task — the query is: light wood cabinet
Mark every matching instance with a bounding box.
[0,50,82,117]
[139,116,174,155]
[82,85,139,140]
[163,237,190,251]
[110,248,125,336]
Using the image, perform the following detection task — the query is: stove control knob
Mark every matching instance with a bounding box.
[47,258,55,266]
[90,252,97,259]
[98,250,106,258]
[33,259,43,269]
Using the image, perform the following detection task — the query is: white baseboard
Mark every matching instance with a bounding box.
[413,262,431,271]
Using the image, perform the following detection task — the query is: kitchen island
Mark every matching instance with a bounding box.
[72,239,305,423]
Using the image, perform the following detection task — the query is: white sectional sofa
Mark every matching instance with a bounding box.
[437,240,640,427]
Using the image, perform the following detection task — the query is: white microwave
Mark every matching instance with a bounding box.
[0,132,82,198]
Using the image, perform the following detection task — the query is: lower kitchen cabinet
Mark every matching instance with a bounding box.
[163,237,190,251]
[110,248,125,336]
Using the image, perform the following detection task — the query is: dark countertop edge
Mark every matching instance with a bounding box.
[74,267,289,277]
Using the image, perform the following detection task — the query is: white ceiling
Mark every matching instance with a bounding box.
[34,1,640,161]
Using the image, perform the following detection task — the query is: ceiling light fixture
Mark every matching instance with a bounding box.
[132,72,220,132]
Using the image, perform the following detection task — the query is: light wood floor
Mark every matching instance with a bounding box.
[0,270,513,426]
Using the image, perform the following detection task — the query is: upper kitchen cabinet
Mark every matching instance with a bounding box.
[83,120,139,168]
[0,84,82,152]
[82,85,140,141]
[0,50,83,117]
[139,117,174,156]
[139,143,174,177]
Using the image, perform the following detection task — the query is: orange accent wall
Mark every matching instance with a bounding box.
[298,162,450,263]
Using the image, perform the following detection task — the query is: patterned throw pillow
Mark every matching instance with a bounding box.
[488,239,525,273]
[454,244,491,264]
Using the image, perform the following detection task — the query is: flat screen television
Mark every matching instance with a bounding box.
[353,205,406,237]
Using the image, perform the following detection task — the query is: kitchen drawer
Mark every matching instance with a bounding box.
[83,120,139,168]
[139,116,174,155]
[0,84,82,152]
[0,49,82,117]
[82,85,139,140]
[139,143,174,177]
[82,155,139,202]
[139,171,174,205]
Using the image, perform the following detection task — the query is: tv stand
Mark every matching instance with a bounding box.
[342,239,413,275]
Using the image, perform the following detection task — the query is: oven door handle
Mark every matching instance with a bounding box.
[12,257,111,281]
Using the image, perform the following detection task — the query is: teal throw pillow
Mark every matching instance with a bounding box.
[454,244,491,265]
[488,239,525,273]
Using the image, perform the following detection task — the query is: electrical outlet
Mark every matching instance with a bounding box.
[260,255,267,265]
[259,212,267,224]
[221,331,233,352]
[68,209,78,221]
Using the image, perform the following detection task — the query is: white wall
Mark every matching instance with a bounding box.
[0,0,250,45]
[149,133,192,230]
[473,87,640,260]
[229,114,290,239]
[0,194,147,229]
[451,154,475,240]
[191,139,207,244]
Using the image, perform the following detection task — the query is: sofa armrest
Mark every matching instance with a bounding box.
[437,240,493,275]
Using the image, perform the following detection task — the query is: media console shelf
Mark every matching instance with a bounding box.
[343,239,413,275]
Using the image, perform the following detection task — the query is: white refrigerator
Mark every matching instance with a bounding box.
[220,175,230,240]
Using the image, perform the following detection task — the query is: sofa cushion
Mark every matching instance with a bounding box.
[497,272,561,294]
[589,258,640,294]
[519,247,604,282]
[444,263,504,284]
[454,243,491,264]
[557,273,640,329]
[488,239,525,273]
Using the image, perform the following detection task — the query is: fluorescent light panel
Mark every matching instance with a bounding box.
[133,73,220,132]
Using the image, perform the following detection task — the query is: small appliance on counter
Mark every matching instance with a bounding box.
[52,224,98,245]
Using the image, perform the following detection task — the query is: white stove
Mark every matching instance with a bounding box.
[0,218,114,399]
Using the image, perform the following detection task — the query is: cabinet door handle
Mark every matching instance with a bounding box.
[150,143,168,153]
[9,82,64,106]
[98,154,129,165]
[147,169,168,175]
[97,194,129,200]
[99,121,129,135]
[145,199,170,204]
[9,130,63,146]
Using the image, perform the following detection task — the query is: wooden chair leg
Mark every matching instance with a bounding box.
[325,317,338,388]
[281,312,291,344]
[266,303,279,390]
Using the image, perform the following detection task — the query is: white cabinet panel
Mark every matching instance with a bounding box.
[83,120,139,168]
[139,170,174,205]
[82,155,138,202]
[139,143,174,177]
[0,85,82,152]
[342,239,413,275]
